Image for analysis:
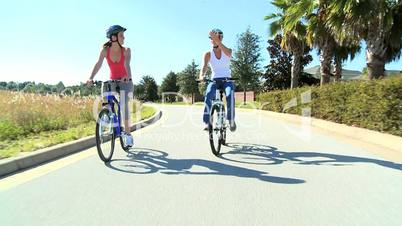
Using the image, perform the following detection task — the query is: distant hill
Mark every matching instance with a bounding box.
[304,66,401,81]
[384,70,402,76]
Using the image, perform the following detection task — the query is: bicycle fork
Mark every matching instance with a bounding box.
[213,103,225,130]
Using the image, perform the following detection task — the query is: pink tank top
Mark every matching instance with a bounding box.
[106,47,127,80]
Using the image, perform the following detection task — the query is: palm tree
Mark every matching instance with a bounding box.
[332,44,361,81]
[283,0,339,85]
[327,0,402,79]
[265,0,308,89]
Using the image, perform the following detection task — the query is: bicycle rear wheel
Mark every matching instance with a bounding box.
[209,105,223,156]
[96,108,115,162]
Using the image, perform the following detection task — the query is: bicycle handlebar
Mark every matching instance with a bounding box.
[196,77,238,83]
[88,78,132,86]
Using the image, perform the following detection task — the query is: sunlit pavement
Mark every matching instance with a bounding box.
[1,105,401,226]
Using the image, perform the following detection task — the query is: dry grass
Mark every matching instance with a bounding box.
[0,90,157,158]
[0,90,94,140]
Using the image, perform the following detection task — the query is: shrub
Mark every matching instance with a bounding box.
[257,76,402,136]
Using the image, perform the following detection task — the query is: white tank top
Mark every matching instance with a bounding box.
[209,49,231,79]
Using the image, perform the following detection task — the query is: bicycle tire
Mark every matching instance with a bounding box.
[209,104,222,156]
[96,108,115,162]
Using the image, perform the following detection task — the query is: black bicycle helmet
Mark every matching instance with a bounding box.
[106,25,127,39]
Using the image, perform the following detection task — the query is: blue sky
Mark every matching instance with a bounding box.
[0,0,401,86]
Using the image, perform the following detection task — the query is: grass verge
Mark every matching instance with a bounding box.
[0,105,156,159]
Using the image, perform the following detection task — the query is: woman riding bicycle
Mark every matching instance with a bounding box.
[199,29,236,132]
[87,25,134,146]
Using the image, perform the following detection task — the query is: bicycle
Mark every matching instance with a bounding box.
[199,78,236,156]
[93,79,133,162]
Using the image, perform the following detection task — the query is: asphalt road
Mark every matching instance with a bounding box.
[1,105,401,226]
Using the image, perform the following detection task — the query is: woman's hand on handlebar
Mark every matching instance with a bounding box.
[197,77,207,83]
[86,79,94,87]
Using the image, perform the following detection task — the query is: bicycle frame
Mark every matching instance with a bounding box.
[103,88,123,137]
[210,82,227,130]
[201,78,236,156]
[199,77,236,130]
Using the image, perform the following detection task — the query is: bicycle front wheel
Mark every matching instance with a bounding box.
[209,105,223,156]
[96,108,115,162]
[221,105,226,146]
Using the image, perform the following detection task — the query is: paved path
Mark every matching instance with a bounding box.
[1,105,401,226]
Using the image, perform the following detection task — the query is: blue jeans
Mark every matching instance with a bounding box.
[203,80,235,124]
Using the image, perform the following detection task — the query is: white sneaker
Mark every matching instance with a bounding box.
[229,120,237,132]
[123,133,134,147]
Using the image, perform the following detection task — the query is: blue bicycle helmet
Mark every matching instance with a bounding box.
[106,25,127,39]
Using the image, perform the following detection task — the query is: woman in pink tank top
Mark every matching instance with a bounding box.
[87,25,134,146]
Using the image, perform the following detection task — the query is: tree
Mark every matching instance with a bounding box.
[177,60,199,104]
[160,71,180,102]
[327,0,402,79]
[18,81,33,92]
[133,84,145,100]
[332,44,361,81]
[0,82,7,89]
[231,27,262,104]
[139,75,158,102]
[278,0,367,85]
[265,0,308,88]
[22,82,36,93]
[36,83,47,94]
[263,34,316,91]
[17,82,27,91]
[6,81,18,91]
[263,34,293,90]
[281,0,338,85]
[56,81,65,93]
[50,85,57,94]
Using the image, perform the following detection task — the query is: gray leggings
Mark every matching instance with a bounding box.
[101,81,134,121]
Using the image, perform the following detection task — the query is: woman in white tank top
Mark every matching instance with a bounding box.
[208,40,231,79]
[198,29,236,132]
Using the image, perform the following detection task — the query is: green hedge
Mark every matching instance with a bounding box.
[257,76,402,136]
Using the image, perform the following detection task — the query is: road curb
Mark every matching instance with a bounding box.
[237,107,402,153]
[0,109,162,178]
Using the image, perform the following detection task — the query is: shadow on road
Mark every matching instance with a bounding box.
[220,143,402,171]
[105,147,305,184]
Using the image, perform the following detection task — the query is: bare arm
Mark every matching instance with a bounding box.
[124,48,132,79]
[209,32,232,58]
[199,52,211,80]
[88,48,106,83]
[217,41,232,58]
